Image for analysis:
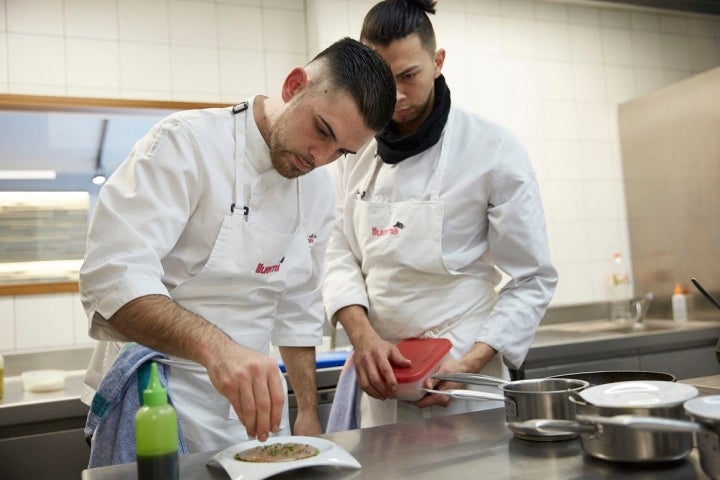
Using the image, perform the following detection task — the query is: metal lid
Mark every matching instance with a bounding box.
[684,395,720,420]
[580,381,698,408]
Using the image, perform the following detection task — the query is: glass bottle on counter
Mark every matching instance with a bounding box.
[609,252,632,322]
[135,362,179,480]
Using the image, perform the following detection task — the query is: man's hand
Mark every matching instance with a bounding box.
[353,334,411,400]
[334,305,411,400]
[410,342,498,409]
[409,357,464,409]
[206,345,285,442]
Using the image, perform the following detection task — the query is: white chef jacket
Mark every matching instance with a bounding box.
[80,100,333,401]
[322,106,557,370]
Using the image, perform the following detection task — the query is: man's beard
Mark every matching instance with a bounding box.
[267,101,315,179]
[270,147,305,179]
[393,89,434,128]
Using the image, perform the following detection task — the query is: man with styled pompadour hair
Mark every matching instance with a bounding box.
[324,0,558,429]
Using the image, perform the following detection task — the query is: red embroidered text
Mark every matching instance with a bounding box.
[255,262,281,274]
[372,226,399,236]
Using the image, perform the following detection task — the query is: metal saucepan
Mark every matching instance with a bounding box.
[550,370,676,386]
[429,373,589,441]
[563,395,720,478]
[680,395,720,479]
[509,381,702,464]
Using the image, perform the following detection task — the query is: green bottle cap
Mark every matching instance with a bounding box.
[143,362,168,407]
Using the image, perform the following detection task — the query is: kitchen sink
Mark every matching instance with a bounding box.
[539,319,714,336]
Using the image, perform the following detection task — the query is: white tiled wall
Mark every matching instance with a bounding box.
[0,0,309,100]
[0,296,14,351]
[0,0,719,352]
[307,0,720,306]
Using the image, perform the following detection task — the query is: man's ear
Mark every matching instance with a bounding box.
[433,48,446,79]
[281,67,309,102]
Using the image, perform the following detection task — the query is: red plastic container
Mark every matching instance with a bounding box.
[393,338,452,401]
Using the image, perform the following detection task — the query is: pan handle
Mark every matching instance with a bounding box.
[568,392,589,406]
[508,419,597,435]
[576,414,708,434]
[422,388,507,402]
[431,373,508,386]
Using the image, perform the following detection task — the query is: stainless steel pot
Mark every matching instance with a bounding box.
[516,398,720,478]
[429,374,589,441]
[684,395,720,479]
[572,395,694,463]
[509,383,702,464]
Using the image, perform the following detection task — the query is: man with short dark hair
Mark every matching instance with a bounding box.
[80,37,396,457]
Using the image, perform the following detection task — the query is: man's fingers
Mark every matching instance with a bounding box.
[268,371,285,433]
[355,363,385,399]
[250,371,272,441]
[389,346,412,367]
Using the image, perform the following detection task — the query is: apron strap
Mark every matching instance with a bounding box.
[232,99,303,224]
[232,102,249,218]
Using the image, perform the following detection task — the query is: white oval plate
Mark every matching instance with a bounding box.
[684,395,720,419]
[580,381,698,407]
[207,436,361,480]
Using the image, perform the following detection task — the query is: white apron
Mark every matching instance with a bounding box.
[163,102,313,451]
[353,113,508,426]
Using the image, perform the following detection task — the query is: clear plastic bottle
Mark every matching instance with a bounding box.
[0,353,4,399]
[609,252,632,322]
[672,283,688,322]
[135,362,179,480]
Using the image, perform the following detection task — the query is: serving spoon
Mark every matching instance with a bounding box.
[691,277,720,310]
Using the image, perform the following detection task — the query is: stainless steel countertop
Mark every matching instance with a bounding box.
[0,370,88,429]
[80,406,712,480]
[685,375,720,394]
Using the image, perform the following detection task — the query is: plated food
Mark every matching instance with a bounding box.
[234,442,320,463]
[207,435,360,480]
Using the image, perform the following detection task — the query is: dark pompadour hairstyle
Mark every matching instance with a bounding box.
[309,37,395,132]
[360,0,437,53]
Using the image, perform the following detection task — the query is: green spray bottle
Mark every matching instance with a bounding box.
[135,362,179,480]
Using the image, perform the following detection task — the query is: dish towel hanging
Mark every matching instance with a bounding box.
[84,342,189,467]
[325,353,361,433]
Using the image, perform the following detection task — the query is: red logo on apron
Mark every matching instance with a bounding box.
[371,222,404,236]
[255,257,285,274]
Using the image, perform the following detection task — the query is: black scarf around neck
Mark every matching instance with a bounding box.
[376,74,451,164]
